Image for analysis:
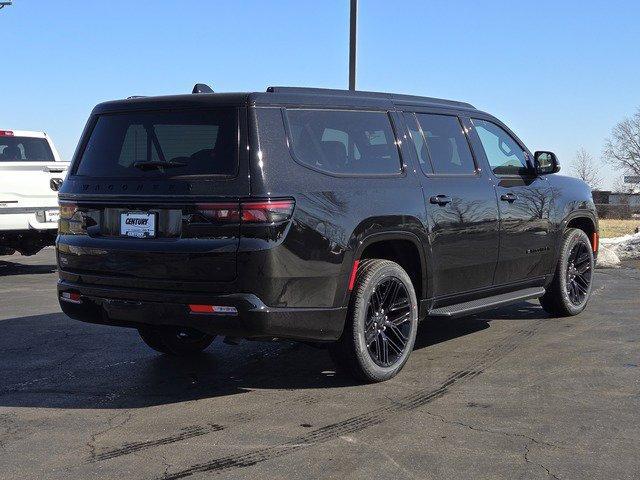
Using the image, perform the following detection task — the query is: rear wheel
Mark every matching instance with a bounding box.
[540,228,594,317]
[330,259,418,382]
[138,326,215,355]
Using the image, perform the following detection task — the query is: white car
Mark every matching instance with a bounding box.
[0,129,69,255]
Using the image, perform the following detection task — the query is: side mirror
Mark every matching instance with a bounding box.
[534,151,560,175]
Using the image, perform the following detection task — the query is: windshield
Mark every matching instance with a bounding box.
[0,137,55,162]
[75,108,238,178]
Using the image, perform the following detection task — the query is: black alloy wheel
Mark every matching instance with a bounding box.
[365,277,412,367]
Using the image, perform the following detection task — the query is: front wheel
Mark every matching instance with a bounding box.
[138,326,215,356]
[540,228,595,317]
[330,259,418,383]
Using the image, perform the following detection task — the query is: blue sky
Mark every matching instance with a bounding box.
[1,0,638,188]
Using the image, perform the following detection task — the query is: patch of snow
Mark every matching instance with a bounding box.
[596,244,620,268]
[600,232,640,260]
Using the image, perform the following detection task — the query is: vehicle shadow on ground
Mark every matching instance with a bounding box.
[0,259,57,276]
[0,303,548,410]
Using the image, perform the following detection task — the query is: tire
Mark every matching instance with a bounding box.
[330,259,419,383]
[138,326,215,356]
[540,228,594,317]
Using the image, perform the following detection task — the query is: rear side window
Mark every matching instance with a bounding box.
[0,137,54,162]
[75,109,238,178]
[414,114,476,175]
[285,109,401,175]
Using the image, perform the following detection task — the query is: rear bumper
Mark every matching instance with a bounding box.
[57,280,346,341]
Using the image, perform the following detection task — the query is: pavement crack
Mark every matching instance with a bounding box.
[423,410,556,448]
[524,443,561,479]
[87,412,133,460]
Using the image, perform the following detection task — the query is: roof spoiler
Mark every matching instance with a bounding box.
[192,83,214,94]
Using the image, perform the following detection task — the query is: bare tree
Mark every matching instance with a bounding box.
[611,175,632,193]
[603,108,640,176]
[570,147,602,189]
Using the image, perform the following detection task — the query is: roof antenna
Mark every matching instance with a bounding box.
[192,83,214,94]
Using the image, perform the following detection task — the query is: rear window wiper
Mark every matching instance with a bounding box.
[133,160,187,171]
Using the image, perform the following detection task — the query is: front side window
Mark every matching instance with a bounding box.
[0,137,54,162]
[415,114,476,175]
[75,108,238,178]
[473,119,529,176]
[285,109,401,175]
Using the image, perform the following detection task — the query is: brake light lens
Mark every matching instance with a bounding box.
[241,199,295,223]
[196,203,240,222]
[195,198,294,224]
[0,130,14,137]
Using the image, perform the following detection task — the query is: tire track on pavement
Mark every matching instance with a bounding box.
[156,322,543,480]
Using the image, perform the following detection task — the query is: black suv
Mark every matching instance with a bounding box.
[57,86,598,382]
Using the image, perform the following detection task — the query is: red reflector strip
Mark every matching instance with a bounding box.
[0,130,14,137]
[188,304,238,315]
[348,259,360,291]
[60,292,82,304]
[592,232,599,253]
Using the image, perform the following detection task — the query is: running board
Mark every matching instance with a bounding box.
[428,287,545,318]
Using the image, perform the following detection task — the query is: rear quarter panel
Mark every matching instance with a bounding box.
[245,106,428,308]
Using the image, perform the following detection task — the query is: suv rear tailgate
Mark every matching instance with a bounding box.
[57,106,249,290]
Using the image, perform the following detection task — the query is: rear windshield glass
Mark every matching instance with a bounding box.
[0,137,54,162]
[75,108,238,178]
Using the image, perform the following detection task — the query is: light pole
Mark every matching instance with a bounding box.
[348,0,357,90]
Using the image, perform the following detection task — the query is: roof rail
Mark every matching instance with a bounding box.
[266,86,475,109]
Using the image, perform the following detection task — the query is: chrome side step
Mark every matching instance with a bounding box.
[428,287,545,318]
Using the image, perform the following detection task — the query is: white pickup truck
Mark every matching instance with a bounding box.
[0,129,69,255]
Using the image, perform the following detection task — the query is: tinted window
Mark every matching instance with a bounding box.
[75,109,237,178]
[415,114,475,174]
[404,113,432,173]
[286,109,401,175]
[0,137,54,162]
[473,119,529,176]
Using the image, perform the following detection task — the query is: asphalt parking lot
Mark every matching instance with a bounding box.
[0,249,638,480]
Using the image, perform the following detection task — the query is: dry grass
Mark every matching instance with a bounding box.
[599,219,639,238]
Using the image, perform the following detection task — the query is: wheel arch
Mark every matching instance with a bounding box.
[561,211,599,253]
[339,230,430,308]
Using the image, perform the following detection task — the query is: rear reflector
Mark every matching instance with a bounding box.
[60,291,82,304]
[592,232,599,253]
[0,130,14,137]
[189,304,238,315]
[348,259,360,291]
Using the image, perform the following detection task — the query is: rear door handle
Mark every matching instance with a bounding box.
[430,194,452,206]
[500,193,518,203]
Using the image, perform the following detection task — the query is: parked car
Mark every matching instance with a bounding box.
[57,86,598,382]
[0,129,68,256]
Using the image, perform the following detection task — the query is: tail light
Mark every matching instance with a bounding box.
[196,198,294,224]
[196,203,240,222]
[59,203,86,234]
[241,199,295,223]
[0,130,14,137]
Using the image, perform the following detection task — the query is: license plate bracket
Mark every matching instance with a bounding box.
[120,212,156,238]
